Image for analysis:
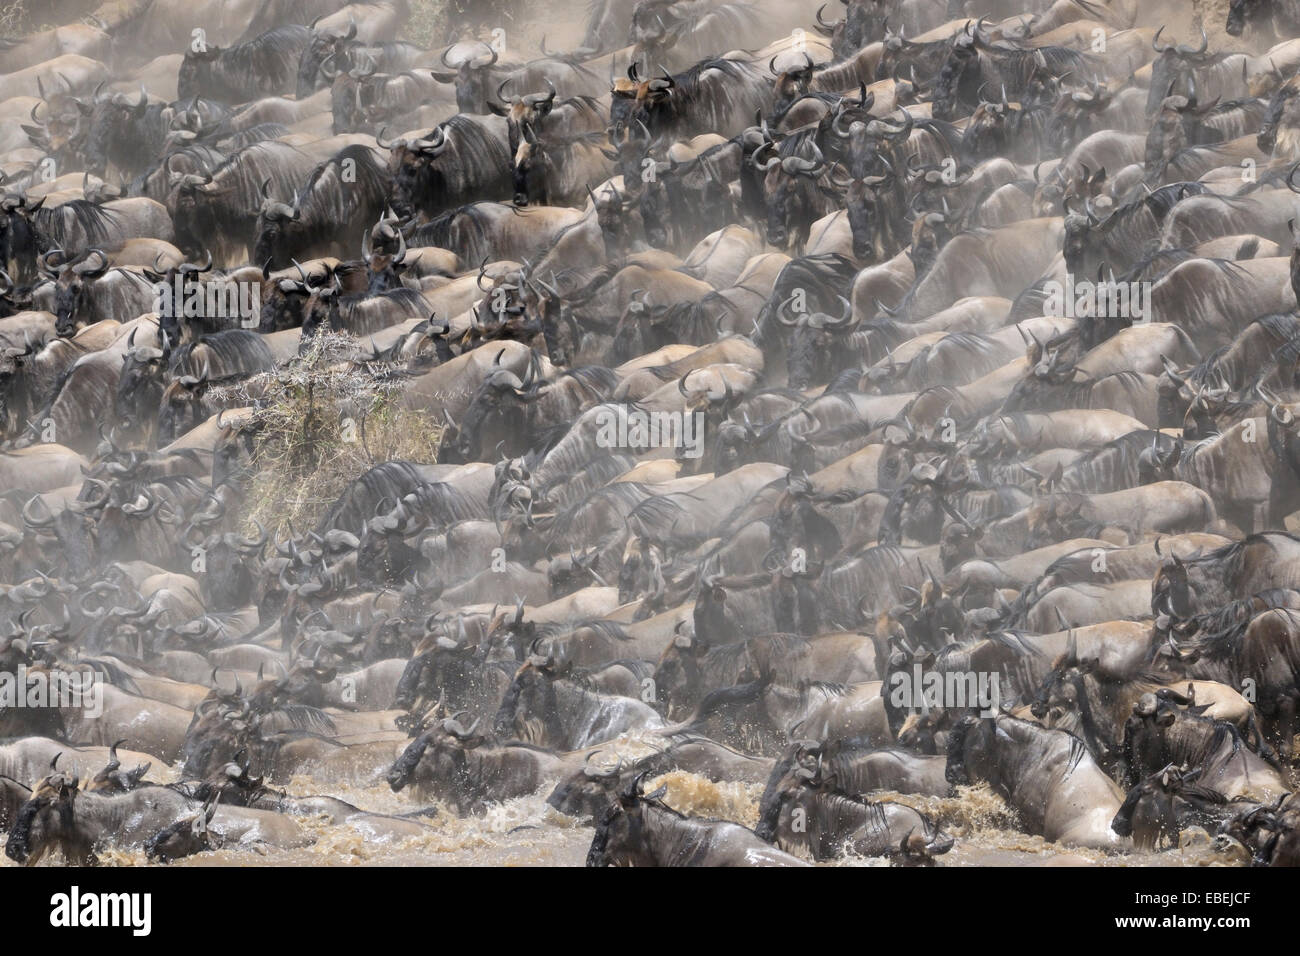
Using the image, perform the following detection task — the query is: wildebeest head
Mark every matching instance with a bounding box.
[45,248,109,336]
[298,16,359,96]
[361,209,410,293]
[22,492,99,581]
[545,750,627,820]
[86,739,151,795]
[82,85,152,177]
[1145,78,1216,179]
[192,521,267,609]
[144,794,220,863]
[177,44,226,101]
[1226,0,1265,38]
[114,325,170,429]
[385,715,486,808]
[323,50,378,135]
[428,43,499,114]
[771,53,818,119]
[252,177,301,271]
[492,657,562,743]
[586,770,672,866]
[491,77,558,156]
[773,292,856,389]
[1111,764,1203,849]
[1061,194,1111,276]
[753,137,832,250]
[511,123,548,207]
[1151,544,1192,619]
[932,20,982,120]
[258,258,316,332]
[811,3,851,59]
[1049,78,1113,148]
[1146,26,1211,117]
[23,78,92,163]
[962,90,1014,162]
[651,624,705,717]
[4,754,83,865]
[377,123,455,219]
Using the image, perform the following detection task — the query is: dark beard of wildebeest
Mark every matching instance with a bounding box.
[252,145,392,270]
[177,26,312,104]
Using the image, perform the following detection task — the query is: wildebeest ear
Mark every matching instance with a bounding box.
[644,784,668,802]
[711,585,726,602]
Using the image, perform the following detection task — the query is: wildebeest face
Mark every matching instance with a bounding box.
[493,662,555,742]
[844,177,879,261]
[115,347,166,425]
[1151,553,1191,618]
[933,36,978,120]
[4,768,80,865]
[177,46,223,101]
[586,778,667,867]
[387,720,485,810]
[546,755,626,820]
[772,54,816,118]
[652,636,701,717]
[512,139,542,207]
[1112,769,1183,850]
[963,102,1008,161]
[1225,0,1255,38]
[51,250,121,335]
[1061,211,1099,276]
[144,798,219,862]
[83,90,149,176]
[22,496,97,580]
[429,44,499,114]
[1029,661,1089,730]
[1146,29,1208,117]
[763,167,799,248]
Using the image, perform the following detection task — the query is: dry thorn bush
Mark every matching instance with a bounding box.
[214,332,443,535]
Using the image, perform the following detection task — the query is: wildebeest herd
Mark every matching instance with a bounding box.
[4,0,1300,868]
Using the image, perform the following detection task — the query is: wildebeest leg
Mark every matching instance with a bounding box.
[1248,709,1283,770]
[1277,695,1297,764]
